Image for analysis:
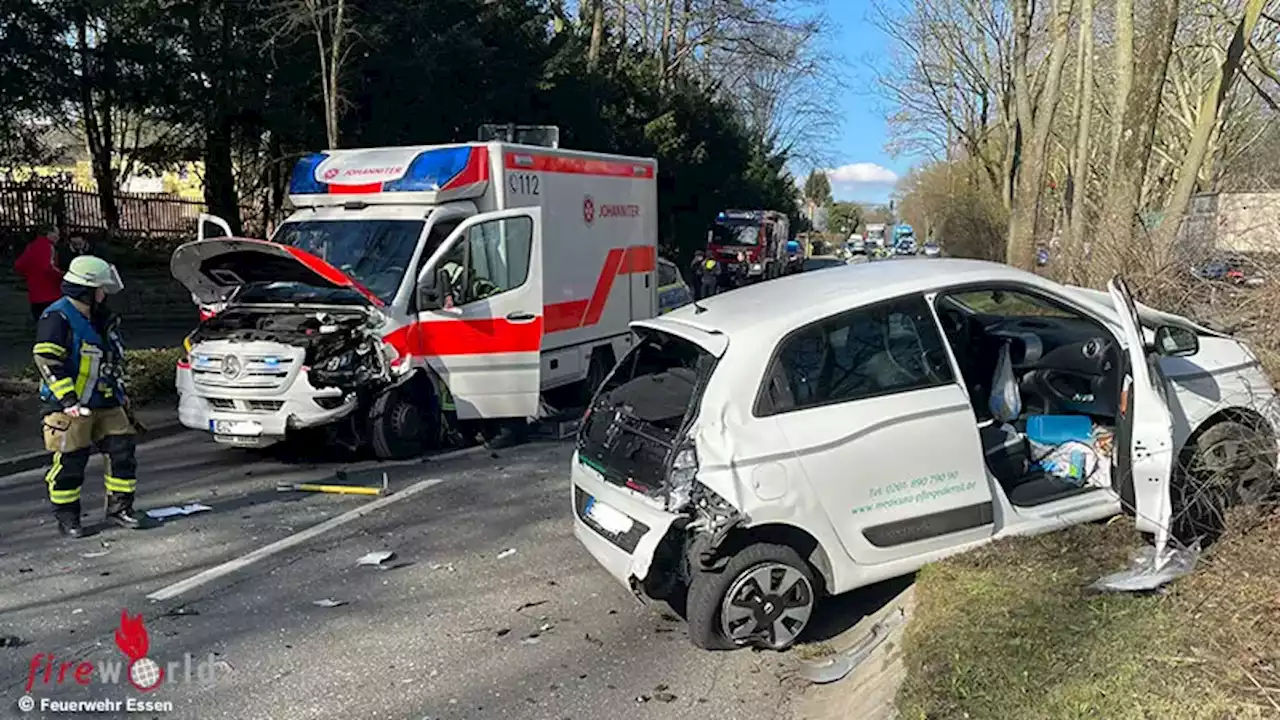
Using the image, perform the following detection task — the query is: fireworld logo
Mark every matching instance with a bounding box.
[24,611,221,694]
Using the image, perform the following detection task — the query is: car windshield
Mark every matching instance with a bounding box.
[271,219,424,303]
[710,223,761,246]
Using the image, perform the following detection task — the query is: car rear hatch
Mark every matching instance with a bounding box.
[577,323,723,502]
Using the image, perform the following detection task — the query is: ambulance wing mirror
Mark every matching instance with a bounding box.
[417,268,451,311]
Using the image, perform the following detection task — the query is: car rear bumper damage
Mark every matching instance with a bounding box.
[570,451,679,601]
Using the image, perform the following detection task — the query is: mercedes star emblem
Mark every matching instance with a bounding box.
[222,355,243,379]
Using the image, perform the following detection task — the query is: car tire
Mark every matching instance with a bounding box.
[685,542,818,652]
[580,347,615,406]
[1171,419,1277,542]
[368,381,437,460]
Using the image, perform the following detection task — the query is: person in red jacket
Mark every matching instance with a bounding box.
[14,226,65,320]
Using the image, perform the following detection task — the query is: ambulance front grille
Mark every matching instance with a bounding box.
[191,352,295,390]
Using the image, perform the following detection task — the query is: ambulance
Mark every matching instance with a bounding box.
[171,142,659,457]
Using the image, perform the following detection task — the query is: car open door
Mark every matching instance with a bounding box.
[197,213,232,242]
[1108,276,1177,553]
[413,207,543,420]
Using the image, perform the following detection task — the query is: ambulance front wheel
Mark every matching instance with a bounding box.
[368,379,438,460]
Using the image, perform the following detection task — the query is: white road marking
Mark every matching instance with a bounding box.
[146,477,445,602]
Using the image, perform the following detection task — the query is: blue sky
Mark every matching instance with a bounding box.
[815,0,914,206]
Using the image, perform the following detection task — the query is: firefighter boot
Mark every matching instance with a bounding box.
[55,502,85,539]
[105,492,143,529]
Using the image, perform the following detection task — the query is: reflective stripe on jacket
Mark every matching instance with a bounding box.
[37,298,127,409]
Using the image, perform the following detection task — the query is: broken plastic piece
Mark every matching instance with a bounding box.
[81,550,111,559]
[797,607,906,684]
[313,599,348,608]
[357,551,396,567]
[1090,540,1201,593]
[496,548,517,560]
[146,503,213,520]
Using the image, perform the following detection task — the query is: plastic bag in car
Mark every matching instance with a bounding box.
[988,342,1021,423]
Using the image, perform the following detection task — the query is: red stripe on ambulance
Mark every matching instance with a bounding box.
[503,153,655,179]
[386,243,655,356]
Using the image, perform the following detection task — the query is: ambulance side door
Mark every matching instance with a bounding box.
[414,207,544,420]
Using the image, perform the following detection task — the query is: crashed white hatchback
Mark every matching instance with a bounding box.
[571,258,1279,651]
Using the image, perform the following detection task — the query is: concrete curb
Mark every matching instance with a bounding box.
[0,420,189,478]
[792,583,917,720]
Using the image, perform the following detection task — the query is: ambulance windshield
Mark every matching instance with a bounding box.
[272,219,424,303]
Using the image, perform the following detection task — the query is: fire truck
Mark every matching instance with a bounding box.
[704,209,789,291]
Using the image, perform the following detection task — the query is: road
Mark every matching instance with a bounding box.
[0,431,810,719]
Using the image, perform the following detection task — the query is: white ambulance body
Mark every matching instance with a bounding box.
[171,142,659,456]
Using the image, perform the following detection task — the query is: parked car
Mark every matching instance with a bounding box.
[895,237,918,255]
[571,258,1278,651]
[848,237,866,254]
[657,257,694,314]
[922,242,941,258]
[802,256,847,272]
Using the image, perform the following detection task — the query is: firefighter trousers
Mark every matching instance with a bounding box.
[42,407,138,509]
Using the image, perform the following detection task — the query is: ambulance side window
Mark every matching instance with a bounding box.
[412,219,461,312]
[443,216,533,305]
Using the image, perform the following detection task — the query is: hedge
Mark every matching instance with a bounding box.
[10,347,183,406]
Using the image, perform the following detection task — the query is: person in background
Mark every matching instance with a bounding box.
[14,225,65,320]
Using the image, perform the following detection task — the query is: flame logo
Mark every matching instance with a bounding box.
[115,611,164,692]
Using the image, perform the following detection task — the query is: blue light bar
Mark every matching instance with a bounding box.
[382,147,472,192]
[289,153,329,195]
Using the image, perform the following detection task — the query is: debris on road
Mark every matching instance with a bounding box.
[357,551,396,568]
[0,635,27,648]
[313,599,348,608]
[495,628,511,637]
[71,608,84,615]
[654,691,677,703]
[496,548,517,560]
[584,633,604,647]
[515,600,547,612]
[428,562,456,572]
[81,550,110,558]
[161,606,201,618]
[1091,540,1201,593]
[146,503,213,520]
[521,636,541,645]
[797,607,905,684]
[276,473,386,496]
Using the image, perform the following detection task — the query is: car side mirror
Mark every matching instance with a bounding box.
[1154,325,1199,357]
[417,268,450,311]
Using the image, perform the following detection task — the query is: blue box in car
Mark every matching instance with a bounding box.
[1025,415,1094,446]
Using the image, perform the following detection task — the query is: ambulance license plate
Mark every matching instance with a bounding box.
[210,419,262,436]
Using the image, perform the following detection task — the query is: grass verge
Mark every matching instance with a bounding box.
[896,514,1280,720]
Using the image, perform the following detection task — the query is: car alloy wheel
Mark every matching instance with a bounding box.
[720,562,814,650]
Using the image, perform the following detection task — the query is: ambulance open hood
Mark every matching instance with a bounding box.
[171,237,383,307]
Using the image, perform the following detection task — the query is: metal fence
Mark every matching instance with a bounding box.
[0,181,246,239]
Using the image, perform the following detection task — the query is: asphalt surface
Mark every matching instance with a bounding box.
[0,430,811,720]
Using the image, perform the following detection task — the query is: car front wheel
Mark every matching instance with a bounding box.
[685,543,817,651]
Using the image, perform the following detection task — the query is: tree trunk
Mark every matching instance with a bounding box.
[1092,0,1180,286]
[588,0,605,71]
[1007,0,1075,270]
[76,16,120,235]
[1066,0,1096,282]
[1106,0,1134,185]
[204,3,242,235]
[1160,0,1266,239]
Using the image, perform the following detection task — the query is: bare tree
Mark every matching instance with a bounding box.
[269,0,355,150]
[1006,0,1075,269]
[1064,0,1096,281]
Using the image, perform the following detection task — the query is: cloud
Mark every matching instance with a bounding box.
[826,162,899,186]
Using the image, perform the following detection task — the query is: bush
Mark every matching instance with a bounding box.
[125,347,183,405]
[5,347,180,406]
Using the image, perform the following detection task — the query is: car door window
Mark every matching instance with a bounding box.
[756,295,955,416]
[437,216,533,306]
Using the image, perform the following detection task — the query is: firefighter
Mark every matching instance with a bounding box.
[33,256,144,538]
[693,252,720,300]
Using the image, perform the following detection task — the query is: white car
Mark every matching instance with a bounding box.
[571,259,1278,651]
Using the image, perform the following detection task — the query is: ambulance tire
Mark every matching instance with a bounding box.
[581,347,616,406]
[368,378,438,460]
